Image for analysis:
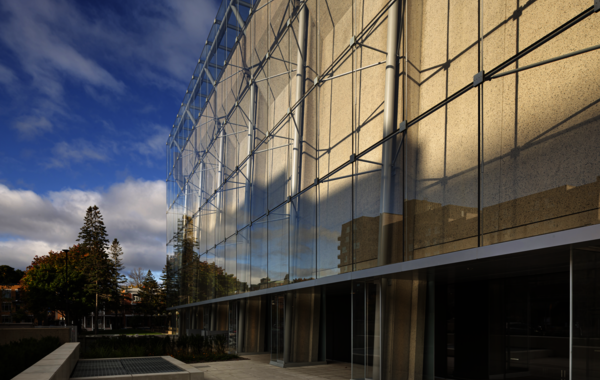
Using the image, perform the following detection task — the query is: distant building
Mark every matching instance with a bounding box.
[0,284,33,325]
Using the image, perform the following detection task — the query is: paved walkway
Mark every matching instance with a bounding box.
[189,354,351,380]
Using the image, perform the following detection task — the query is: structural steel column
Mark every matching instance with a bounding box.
[245,83,256,224]
[196,162,204,243]
[217,126,225,215]
[377,2,400,379]
[231,2,245,29]
[378,0,400,267]
[183,182,188,217]
[283,4,308,366]
[291,4,309,196]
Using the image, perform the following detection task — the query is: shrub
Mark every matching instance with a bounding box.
[0,336,62,380]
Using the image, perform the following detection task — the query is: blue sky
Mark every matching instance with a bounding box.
[0,0,219,275]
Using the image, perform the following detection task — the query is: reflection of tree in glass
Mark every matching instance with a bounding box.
[171,216,238,304]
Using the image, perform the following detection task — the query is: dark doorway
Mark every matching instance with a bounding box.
[325,282,352,363]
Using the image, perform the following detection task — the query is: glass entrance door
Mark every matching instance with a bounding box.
[434,271,569,380]
[505,277,530,376]
[229,301,237,353]
[271,294,285,363]
[352,281,379,380]
[505,273,569,380]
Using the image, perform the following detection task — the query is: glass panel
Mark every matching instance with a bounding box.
[229,301,237,354]
[318,165,352,278]
[406,93,479,260]
[236,227,250,294]
[316,0,355,72]
[225,237,237,296]
[268,203,289,287]
[216,184,225,245]
[298,87,318,188]
[353,137,404,272]
[268,119,290,210]
[482,0,594,72]
[270,294,285,363]
[430,264,569,380]
[189,255,200,303]
[224,122,237,238]
[206,247,215,300]
[251,149,268,221]
[205,196,216,251]
[352,150,383,272]
[196,167,207,255]
[250,215,268,291]
[351,281,378,379]
[266,18,291,210]
[237,162,250,230]
[290,186,317,283]
[195,250,208,302]
[215,243,226,298]
[352,282,366,379]
[353,40,386,157]
[408,0,478,122]
[573,245,600,380]
[482,38,600,246]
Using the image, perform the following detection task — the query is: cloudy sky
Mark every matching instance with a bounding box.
[0,0,220,276]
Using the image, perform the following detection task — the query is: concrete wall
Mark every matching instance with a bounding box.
[0,327,73,346]
[13,342,79,380]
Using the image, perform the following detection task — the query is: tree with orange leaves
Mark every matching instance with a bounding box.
[20,245,95,328]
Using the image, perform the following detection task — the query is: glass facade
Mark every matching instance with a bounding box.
[167,0,600,307]
[166,0,600,377]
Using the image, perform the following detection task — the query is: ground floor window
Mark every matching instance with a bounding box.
[176,242,600,380]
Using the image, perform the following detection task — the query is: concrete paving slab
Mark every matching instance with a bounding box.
[188,354,351,380]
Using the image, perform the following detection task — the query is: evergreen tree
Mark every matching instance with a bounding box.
[159,261,170,306]
[159,259,176,327]
[173,216,195,304]
[77,205,110,334]
[108,239,127,329]
[138,270,160,328]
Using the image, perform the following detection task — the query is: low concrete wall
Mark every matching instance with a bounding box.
[13,342,79,380]
[0,323,34,329]
[0,327,75,345]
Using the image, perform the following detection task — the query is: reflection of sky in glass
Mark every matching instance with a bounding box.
[268,206,289,285]
[236,228,250,292]
[250,216,268,287]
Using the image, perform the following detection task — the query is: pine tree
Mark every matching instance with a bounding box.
[138,270,160,328]
[77,205,110,334]
[108,239,127,329]
[159,260,174,327]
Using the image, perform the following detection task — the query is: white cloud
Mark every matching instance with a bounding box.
[0,179,166,274]
[0,0,125,97]
[132,125,166,157]
[0,240,58,272]
[0,0,218,128]
[12,116,53,139]
[0,64,16,86]
[46,140,112,168]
